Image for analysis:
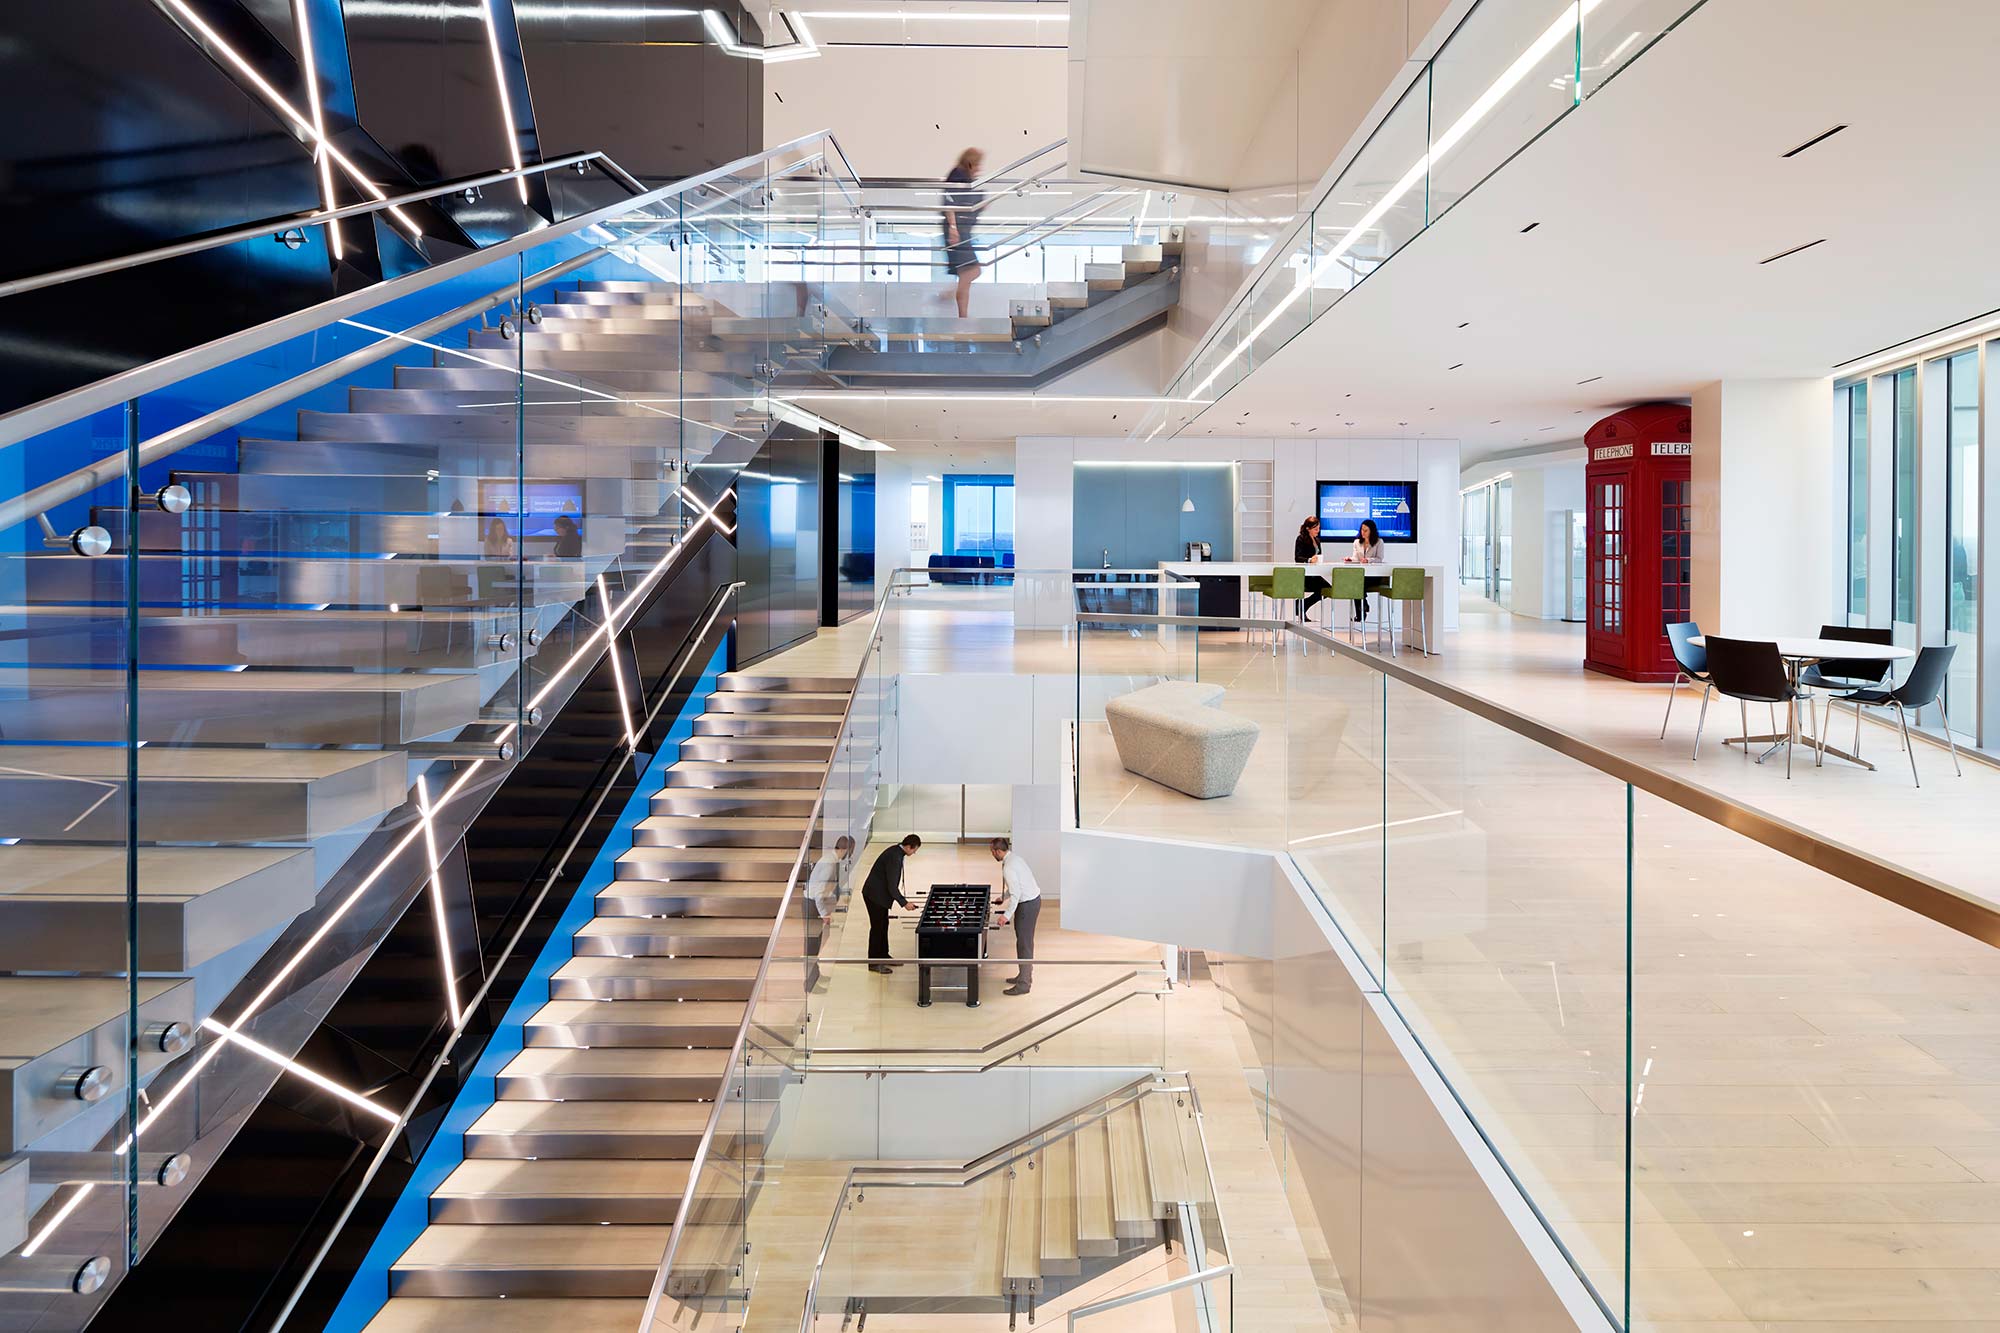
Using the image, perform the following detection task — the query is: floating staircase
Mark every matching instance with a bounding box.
[364,672,852,1331]
[817,1081,1216,1328]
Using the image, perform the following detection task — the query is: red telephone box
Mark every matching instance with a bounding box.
[1584,403,1692,682]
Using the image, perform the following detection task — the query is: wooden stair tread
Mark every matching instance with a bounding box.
[1139,1092,1194,1208]
[1002,1151,1042,1288]
[1039,1133,1079,1272]
[1073,1117,1117,1254]
[1106,1103,1156,1233]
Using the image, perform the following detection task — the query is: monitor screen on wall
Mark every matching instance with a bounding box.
[1316,480,1418,542]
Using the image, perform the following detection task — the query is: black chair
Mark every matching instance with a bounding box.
[1661,621,1711,754]
[1798,624,1894,691]
[1699,636,1803,778]
[1824,643,1961,787]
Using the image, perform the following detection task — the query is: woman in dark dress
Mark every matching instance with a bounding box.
[1295,516,1331,620]
[942,147,986,318]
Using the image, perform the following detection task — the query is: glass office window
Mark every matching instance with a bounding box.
[943,474,1015,559]
[1493,478,1514,607]
[1945,350,1978,730]
[1893,366,1918,640]
[1461,489,1490,589]
[1845,382,1868,619]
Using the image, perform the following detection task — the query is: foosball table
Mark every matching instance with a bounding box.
[914,883,992,1007]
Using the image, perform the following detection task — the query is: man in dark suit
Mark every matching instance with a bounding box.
[860,834,922,973]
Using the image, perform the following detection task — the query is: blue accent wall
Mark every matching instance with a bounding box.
[324,641,726,1333]
[1072,465,1237,568]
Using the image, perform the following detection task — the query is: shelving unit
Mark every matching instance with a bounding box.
[1236,460,1273,561]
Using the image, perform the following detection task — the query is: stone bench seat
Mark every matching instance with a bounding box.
[1104,680,1260,799]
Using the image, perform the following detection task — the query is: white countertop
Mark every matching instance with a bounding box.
[1160,561,1446,576]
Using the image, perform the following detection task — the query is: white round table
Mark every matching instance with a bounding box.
[1688,636,1912,769]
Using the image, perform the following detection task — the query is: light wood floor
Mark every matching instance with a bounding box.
[763,588,2000,1330]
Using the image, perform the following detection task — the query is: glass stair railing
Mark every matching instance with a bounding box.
[0,130,869,1331]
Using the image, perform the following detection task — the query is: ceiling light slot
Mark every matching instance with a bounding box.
[1759,238,1827,265]
[1781,124,1848,158]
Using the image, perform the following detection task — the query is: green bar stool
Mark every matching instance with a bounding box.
[1381,566,1430,656]
[1269,566,1306,653]
[1246,572,1276,647]
[1326,566,1366,643]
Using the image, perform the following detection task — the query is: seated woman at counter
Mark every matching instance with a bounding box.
[1343,518,1387,619]
[1294,516,1331,620]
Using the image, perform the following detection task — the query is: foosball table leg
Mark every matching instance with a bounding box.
[917,962,931,1007]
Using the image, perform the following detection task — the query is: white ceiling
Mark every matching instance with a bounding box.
[1162,0,2000,465]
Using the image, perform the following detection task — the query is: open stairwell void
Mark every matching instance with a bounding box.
[361,671,851,1332]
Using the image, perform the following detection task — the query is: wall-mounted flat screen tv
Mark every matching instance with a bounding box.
[1316,480,1418,542]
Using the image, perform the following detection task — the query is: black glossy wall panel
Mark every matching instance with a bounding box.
[736,423,822,663]
[825,439,876,625]
[0,0,766,417]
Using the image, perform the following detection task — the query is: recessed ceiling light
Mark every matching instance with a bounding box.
[1457,321,1471,329]
[1519,222,1540,233]
[1489,419,1502,425]
[1576,375,1602,385]
[1447,363,1464,371]
[1538,425,1556,431]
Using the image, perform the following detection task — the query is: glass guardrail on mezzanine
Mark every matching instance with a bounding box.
[1072,607,2000,1333]
[0,129,864,1329]
[1136,0,1706,440]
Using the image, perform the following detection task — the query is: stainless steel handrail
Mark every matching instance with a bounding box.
[800,971,1169,1062]
[266,578,744,1332]
[1068,1266,1235,1329]
[968,137,1067,192]
[0,149,625,303]
[987,191,1136,268]
[634,570,902,1332]
[1077,608,2000,948]
[0,128,838,452]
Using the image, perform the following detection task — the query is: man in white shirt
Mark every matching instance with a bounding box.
[989,837,1042,996]
[805,835,854,987]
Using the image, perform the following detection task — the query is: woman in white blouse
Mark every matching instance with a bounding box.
[1343,518,1386,620]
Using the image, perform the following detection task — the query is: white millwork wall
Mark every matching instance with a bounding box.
[1690,379,1835,636]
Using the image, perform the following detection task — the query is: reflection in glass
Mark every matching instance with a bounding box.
[1945,350,1978,730]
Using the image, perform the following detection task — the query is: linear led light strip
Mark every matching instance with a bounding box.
[200,1020,399,1122]
[703,7,820,61]
[1190,0,1603,400]
[20,485,739,1260]
[415,774,465,1027]
[479,0,531,203]
[164,0,422,241]
[291,0,343,260]
[598,576,641,747]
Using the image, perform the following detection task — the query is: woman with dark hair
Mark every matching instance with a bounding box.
[551,514,583,559]
[1343,517,1387,620]
[942,147,986,319]
[1295,515,1331,620]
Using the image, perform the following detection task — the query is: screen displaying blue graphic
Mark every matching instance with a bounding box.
[1316,480,1419,542]
[480,480,586,537]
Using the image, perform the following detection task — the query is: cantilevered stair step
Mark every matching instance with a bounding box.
[1105,1103,1157,1239]
[1039,1132,1080,1277]
[690,712,842,738]
[463,1101,714,1160]
[0,744,405,842]
[303,407,690,443]
[1073,1117,1117,1258]
[1138,1091,1195,1209]
[428,1158,728,1225]
[496,1048,731,1102]
[630,814,815,848]
[0,845,314,972]
[1002,1152,1043,1292]
[549,956,761,1001]
[17,553,586,610]
[659,760,823,790]
[386,1223,678,1297]
[3,604,533,672]
[676,734,833,762]
[0,668,479,746]
[713,672,853,694]
[594,880,790,920]
[700,690,849,715]
[363,1297,647,1333]
[571,916,804,959]
[613,845,808,881]
[525,1000,746,1048]
[649,788,820,818]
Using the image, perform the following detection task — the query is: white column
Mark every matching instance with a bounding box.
[1690,379,1835,636]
